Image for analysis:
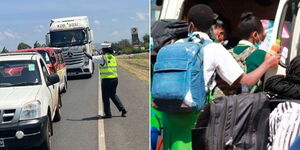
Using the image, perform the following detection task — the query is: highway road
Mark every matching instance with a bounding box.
[49,66,148,150]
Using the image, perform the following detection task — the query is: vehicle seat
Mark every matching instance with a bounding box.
[22,68,37,83]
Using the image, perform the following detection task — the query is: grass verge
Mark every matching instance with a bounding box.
[117,52,149,83]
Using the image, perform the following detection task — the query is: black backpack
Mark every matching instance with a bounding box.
[151,19,188,55]
[151,19,188,76]
[192,91,270,150]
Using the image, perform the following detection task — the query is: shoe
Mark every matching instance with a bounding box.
[121,110,127,117]
[101,115,112,119]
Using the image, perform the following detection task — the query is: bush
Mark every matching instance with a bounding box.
[119,48,149,54]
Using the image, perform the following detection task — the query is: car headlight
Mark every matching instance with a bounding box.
[20,101,41,120]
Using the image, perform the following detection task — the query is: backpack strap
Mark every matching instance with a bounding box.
[238,46,256,63]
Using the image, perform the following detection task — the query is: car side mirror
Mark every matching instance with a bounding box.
[47,74,60,86]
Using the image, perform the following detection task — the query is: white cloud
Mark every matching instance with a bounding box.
[94,19,101,25]
[130,12,147,21]
[111,18,118,22]
[0,30,21,40]
[136,13,146,20]
[112,31,119,36]
[35,25,45,33]
[4,31,16,38]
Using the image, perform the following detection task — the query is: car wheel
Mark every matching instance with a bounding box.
[53,94,62,122]
[92,63,95,74]
[61,77,67,93]
[40,116,52,150]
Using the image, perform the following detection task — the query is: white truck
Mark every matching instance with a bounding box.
[46,16,94,77]
[0,52,62,150]
[153,0,300,82]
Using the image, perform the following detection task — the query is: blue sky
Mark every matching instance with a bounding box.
[0,0,149,50]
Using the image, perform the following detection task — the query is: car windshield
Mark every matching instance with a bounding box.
[50,29,87,47]
[36,51,51,64]
[0,60,41,87]
[24,50,51,64]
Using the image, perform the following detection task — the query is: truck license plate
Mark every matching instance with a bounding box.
[0,139,4,147]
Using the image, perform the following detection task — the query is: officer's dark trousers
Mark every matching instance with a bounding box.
[101,78,125,116]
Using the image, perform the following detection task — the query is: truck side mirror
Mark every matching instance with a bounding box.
[89,29,94,43]
[46,33,50,46]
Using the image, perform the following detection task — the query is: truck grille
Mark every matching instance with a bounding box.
[0,109,16,123]
[62,48,85,66]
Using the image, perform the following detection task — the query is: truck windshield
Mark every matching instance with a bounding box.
[50,29,87,47]
[0,60,41,87]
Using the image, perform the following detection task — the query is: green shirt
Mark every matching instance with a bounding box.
[233,45,266,73]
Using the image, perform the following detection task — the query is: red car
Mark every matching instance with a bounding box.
[15,47,68,93]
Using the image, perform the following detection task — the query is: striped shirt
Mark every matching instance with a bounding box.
[268,101,300,150]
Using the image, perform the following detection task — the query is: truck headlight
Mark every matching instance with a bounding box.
[84,55,89,65]
[20,101,41,120]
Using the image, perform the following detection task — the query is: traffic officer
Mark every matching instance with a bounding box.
[84,47,127,119]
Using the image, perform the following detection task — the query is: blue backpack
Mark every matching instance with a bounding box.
[152,37,212,112]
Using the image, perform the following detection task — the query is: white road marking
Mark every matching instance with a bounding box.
[98,71,106,150]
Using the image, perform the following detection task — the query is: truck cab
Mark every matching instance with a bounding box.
[0,52,62,150]
[46,16,94,77]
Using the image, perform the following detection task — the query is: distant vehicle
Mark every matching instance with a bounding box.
[46,16,94,77]
[16,47,68,93]
[0,52,62,150]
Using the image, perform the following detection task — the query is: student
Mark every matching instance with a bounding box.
[161,4,280,150]
[211,15,230,43]
[234,12,268,73]
[232,12,269,92]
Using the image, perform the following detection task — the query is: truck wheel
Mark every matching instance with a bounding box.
[53,94,62,122]
[40,116,52,150]
[86,74,92,78]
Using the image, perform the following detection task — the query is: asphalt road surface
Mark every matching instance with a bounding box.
[50,67,148,150]
[104,67,149,150]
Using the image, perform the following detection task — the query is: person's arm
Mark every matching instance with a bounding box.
[83,51,92,60]
[212,43,280,87]
[86,53,105,65]
[240,54,280,86]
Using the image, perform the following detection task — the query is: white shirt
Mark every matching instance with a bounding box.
[238,39,255,47]
[92,55,105,65]
[177,32,244,91]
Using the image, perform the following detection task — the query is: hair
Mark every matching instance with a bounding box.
[214,15,231,34]
[238,12,263,39]
[188,4,215,32]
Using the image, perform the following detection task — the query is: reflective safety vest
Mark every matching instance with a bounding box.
[99,54,118,79]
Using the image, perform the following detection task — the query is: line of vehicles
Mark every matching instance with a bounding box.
[0,16,94,150]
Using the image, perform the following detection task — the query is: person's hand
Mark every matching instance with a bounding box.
[265,54,280,68]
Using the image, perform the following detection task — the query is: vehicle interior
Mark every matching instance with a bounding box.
[0,62,40,86]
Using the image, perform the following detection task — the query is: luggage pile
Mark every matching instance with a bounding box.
[192,56,300,150]
[265,56,300,99]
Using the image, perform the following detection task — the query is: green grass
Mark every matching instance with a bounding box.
[117,52,149,83]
